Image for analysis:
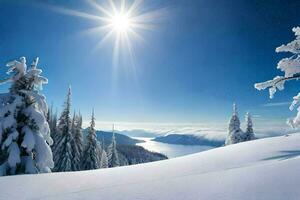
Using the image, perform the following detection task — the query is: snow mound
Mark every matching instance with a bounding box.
[1,133,300,200]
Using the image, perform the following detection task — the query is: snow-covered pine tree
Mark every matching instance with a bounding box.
[53,87,73,172]
[107,125,120,168]
[75,112,83,155]
[97,140,103,161]
[225,103,244,145]
[47,104,52,125]
[99,136,108,168]
[244,112,255,141]
[81,110,101,170]
[71,112,83,171]
[100,149,108,168]
[0,57,53,175]
[70,112,80,171]
[49,110,58,151]
[255,27,300,128]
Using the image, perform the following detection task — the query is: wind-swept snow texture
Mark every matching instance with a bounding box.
[1,133,300,200]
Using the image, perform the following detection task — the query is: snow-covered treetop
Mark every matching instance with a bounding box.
[86,109,97,141]
[233,103,237,115]
[3,57,48,94]
[228,103,241,133]
[90,109,95,131]
[255,27,300,128]
[245,112,252,127]
[5,57,27,82]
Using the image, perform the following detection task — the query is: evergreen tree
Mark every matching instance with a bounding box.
[50,109,59,158]
[244,112,255,141]
[53,87,73,172]
[97,140,102,163]
[107,125,120,168]
[70,112,83,171]
[225,103,244,145]
[75,112,84,159]
[81,110,101,170]
[70,112,78,170]
[49,110,58,148]
[46,104,52,125]
[100,149,108,168]
[0,57,53,175]
[48,104,57,150]
[99,136,108,168]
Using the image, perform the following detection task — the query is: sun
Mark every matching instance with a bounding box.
[50,0,166,65]
[110,13,131,33]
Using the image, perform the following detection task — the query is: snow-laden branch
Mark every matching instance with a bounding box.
[254,73,300,99]
[276,27,300,54]
[255,27,300,128]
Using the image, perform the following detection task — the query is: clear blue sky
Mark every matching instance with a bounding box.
[0,0,299,125]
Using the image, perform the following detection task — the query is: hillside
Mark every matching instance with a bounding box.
[117,145,168,165]
[153,134,224,147]
[1,133,300,199]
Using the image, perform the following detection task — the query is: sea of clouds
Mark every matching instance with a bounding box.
[82,120,299,142]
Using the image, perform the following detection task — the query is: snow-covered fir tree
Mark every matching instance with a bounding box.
[46,104,52,125]
[47,104,58,152]
[81,110,101,170]
[107,125,120,168]
[70,112,80,171]
[71,112,83,171]
[99,136,108,168]
[255,27,300,128]
[97,140,103,163]
[225,103,244,145]
[0,57,53,175]
[75,113,83,155]
[49,109,58,152]
[244,112,255,141]
[53,87,73,172]
[100,149,109,168]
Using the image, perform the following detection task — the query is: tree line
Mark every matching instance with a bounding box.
[0,58,119,176]
[225,103,255,145]
[50,87,120,172]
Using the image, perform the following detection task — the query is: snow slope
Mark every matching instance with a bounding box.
[1,133,300,200]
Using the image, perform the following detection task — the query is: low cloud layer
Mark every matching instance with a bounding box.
[82,120,299,143]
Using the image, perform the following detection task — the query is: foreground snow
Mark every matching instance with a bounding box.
[1,133,300,200]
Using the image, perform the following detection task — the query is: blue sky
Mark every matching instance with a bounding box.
[0,0,300,130]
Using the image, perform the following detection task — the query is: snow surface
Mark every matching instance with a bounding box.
[1,133,300,200]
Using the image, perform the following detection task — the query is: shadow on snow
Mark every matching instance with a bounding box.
[262,150,300,161]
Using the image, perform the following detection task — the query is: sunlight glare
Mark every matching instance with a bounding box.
[111,13,131,33]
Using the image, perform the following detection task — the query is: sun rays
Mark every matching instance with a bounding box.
[49,0,166,66]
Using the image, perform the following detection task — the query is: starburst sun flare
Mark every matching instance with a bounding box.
[50,0,166,65]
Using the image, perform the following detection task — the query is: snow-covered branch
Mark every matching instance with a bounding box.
[254,73,300,99]
[255,27,300,128]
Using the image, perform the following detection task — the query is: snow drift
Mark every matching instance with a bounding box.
[1,133,300,200]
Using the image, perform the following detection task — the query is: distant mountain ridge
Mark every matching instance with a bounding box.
[118,129,158,138]
[153,134,224,147]
[83,129,144,146]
